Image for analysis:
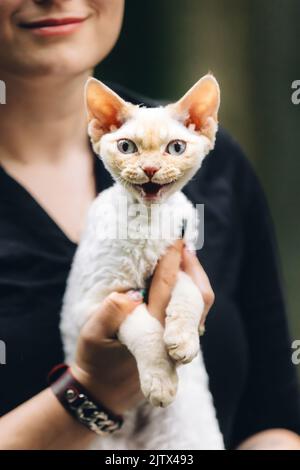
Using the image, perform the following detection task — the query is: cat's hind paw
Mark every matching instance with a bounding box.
[164,325,200,365]
[140,367,178,407]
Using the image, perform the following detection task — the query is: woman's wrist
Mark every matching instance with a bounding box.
[70,363,100,398]
[48,364,124,436]
[69,363,121,414]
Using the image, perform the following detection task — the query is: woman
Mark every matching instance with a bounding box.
[0,0,299,450]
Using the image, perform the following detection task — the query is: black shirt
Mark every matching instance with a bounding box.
[0,85,299,449]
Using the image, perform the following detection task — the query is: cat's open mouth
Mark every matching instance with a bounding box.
[135,182,173,200]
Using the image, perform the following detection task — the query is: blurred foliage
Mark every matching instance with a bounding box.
[96,0,300,340]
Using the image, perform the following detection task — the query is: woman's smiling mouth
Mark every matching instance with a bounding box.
[18,17,88,37]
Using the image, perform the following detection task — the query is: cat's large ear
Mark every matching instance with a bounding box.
[167,74,220,142]
[85,77,133,143]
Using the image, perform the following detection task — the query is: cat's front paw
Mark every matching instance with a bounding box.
[164,322,200,365]
[140,365,178,407]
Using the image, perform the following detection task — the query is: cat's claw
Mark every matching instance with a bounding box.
[164,328,200,365]
[140,368,178,407]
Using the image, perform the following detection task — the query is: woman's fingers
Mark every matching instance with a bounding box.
[148,239,184,324]
[181,246,215,329]
[74,291,144,413]
[76,290,143,381]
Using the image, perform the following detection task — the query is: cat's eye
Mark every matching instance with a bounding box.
[166,140,186,156]
[117,139,138,154]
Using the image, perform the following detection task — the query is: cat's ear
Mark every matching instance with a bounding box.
[167,74,220,142]
[85,77,133,142]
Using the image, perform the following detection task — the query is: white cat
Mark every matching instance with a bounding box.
[60,74,224,450]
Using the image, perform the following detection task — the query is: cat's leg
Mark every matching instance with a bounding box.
[164,271,204,364]
[118,303,178,407]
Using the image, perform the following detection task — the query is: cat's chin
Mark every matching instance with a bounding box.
[129,181,176,204]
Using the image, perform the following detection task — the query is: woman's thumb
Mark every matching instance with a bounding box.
[95,290,144,338]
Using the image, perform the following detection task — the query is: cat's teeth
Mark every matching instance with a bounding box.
[130,180,175,202]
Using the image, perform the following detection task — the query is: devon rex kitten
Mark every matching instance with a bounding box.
[60,74,224,450]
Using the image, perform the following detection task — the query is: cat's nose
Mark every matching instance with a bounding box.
[142,165,160,178]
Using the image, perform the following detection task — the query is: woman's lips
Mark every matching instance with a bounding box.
[19,17,87,37]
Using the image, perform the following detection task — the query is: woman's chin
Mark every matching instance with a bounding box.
[1,34,100,78]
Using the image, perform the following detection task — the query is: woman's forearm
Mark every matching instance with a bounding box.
[4,392,299,451]
[0,388,95,450]
[237,429,300,450]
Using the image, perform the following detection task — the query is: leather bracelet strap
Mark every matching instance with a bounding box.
[48,364,123,436]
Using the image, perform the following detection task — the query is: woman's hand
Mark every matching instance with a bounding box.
[148,242,215,330]
[71,291,145,415]
[71,241,215,416]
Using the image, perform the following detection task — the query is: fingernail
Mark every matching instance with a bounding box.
[127,289,145,302]
[199,325,206,336]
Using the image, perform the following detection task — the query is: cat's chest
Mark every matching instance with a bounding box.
[76,184,194,290]
[118,236,171,280]
[83,235,171,288]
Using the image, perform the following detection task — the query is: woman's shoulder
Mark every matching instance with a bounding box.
[205,127,259,194]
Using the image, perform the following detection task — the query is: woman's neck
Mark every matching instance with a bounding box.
[0,70,92,164]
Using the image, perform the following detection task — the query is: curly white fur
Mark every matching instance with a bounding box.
[60,185,224,449]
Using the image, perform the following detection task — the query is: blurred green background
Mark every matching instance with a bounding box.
[96,0,300,340]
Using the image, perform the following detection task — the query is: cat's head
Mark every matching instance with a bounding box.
[85,74,220,204]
